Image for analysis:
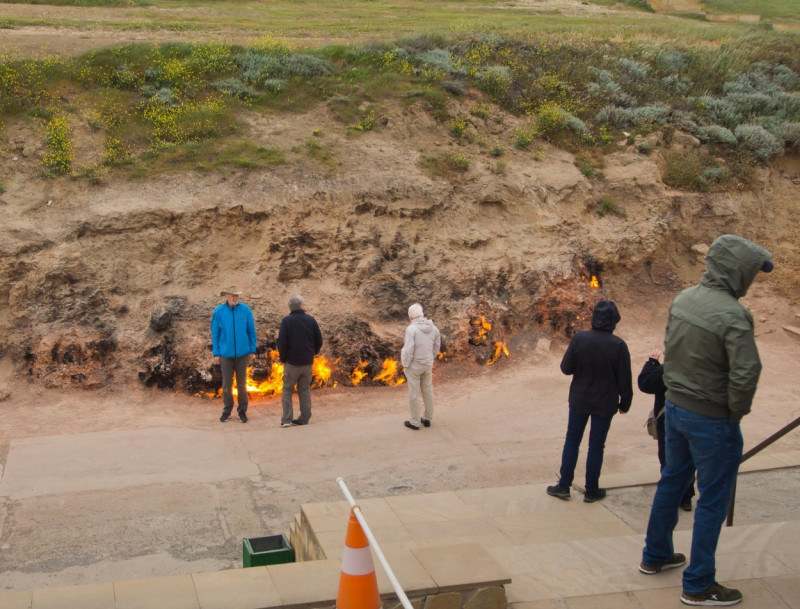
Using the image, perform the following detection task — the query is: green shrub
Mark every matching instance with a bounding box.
[422,152,470,177]
[447,117,469,138]
[662,150,714,191]
[471,65,512,98]
[696,125,737,145]
[418,49,460,74]
[212,77,258,100]
[734,124,784,160]
[618,57,649,81]
[597,195,625,218]
[41,115,73,176]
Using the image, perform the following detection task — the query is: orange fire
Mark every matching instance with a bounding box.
[470,315,492,345]
[373,358,406,386]
[581,274,600,288]
[486,341,509,365]
[349,360,369,386]
[312,355,338,389]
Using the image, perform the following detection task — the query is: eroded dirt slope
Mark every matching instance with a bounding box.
[1,95,799,396]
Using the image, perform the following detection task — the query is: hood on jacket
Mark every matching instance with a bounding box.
[412,317,436,333]
[702,234,773,299]
[591,300,621,332]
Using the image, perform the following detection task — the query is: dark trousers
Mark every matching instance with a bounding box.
[221,355,249,416]
[558,409,614,492]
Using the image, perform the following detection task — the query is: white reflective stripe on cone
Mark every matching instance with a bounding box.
[341,545,374,576]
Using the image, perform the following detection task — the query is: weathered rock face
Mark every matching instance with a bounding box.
[1,104,798,393]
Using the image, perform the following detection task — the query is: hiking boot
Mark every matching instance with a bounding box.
[546,484,570,500]
[220,413,230,423]
[583,488,607,503]
[639,552,687,574]
[404,421,420,430]
[239,413,248,423]
[680,582,742,606]
[421,418,431,427]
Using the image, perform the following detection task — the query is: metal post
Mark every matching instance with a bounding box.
[336,477,414,609]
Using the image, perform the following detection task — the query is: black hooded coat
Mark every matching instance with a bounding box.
[560,300,633,417]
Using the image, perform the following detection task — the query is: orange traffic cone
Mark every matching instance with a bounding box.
[336,507,381,609]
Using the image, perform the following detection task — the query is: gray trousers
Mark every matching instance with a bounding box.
[404,365,434,426]
[221,355,249,415]
[282,363,313,424]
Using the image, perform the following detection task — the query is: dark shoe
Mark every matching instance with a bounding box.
[291,418,307,426]
[404,421,420,430]
[639,552,687,575]
[239,414,248,423]
[546,484,570,500]
[681,582,742,606]
[281,422,292,428]
[681,499,693,512]
[421,418,431,427]
[220,413,230,422]
[583,488,607,503]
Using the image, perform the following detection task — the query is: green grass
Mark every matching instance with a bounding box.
[0,2,798,185]
[700,0,800,23]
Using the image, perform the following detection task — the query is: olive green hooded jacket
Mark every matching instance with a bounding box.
[663,235,772,423]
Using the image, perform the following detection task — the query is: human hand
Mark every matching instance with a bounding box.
[650,348,662,362]
[213,356,220,365]
[247,353,255,362]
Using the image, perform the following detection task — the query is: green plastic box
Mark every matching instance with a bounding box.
[243,533,295,567]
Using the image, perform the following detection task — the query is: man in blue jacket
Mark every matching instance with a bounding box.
[211,287,257,423]
[547,300,633,503]
[277,294,323,427]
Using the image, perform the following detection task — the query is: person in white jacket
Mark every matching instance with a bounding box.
[401,303,441,430]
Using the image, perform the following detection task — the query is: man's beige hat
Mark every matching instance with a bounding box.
[220,287,242,296]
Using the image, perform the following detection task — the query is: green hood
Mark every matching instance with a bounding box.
[702,234,772,299]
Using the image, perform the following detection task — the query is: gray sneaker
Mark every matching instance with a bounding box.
[681,582,742,606]
[546,484,570,499]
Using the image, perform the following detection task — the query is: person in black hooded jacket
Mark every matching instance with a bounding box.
[547,300,633,503]
[638,348,695,511]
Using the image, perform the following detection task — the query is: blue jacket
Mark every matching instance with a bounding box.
[211,302,257,359]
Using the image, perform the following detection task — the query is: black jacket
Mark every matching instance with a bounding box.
[638,358,666,415]
[560,301,633,417]
[277,309,323,366]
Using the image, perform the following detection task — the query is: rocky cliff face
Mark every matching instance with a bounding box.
[2,101,798,393]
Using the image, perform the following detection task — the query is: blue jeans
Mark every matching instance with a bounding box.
[558,409,614,492]
[642,401,743,594]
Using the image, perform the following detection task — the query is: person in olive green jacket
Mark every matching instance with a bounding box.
[639,234,773,607]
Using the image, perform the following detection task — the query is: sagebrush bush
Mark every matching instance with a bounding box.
[696,125,737,145]
[418,49,460,74]
[734,124,784,160]
[618,57,649,81]
[471,65,512,98]
[212,77,258,100]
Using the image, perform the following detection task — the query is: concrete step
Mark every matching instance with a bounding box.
[783,325,800,341]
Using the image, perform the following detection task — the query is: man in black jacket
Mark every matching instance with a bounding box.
[277,294,323,427]
[547,300,633,502]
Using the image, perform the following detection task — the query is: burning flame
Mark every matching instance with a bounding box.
[486,341,509,365]
[581,274,600,288]
[312,355,338,389]
[373,358,406,386]
[470,315,492,345]
[350,360,369,386]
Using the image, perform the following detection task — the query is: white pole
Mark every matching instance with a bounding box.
[336,477,414,609]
